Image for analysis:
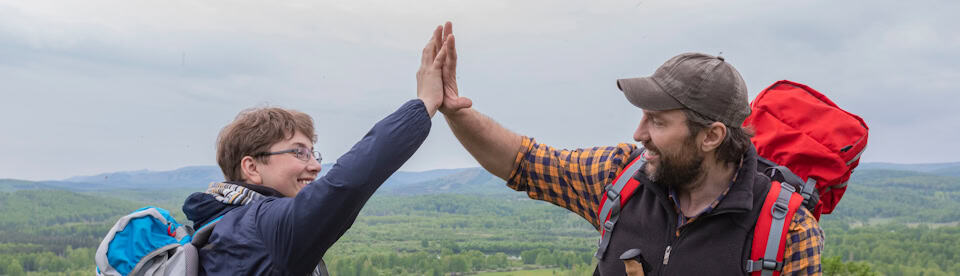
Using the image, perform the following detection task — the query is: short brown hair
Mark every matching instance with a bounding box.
[682,109,754,165]
[216,107,315,181]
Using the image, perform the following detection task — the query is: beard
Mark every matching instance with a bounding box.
[644,136,705,190]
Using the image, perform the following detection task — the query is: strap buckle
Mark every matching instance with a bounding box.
[800,178,819,210]
[745,259,784,272]
[771,200,789,220]
[771,182,793,219]
[603,220,615,231]
[604,184,620,201]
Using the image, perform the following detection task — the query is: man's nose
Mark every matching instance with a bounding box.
[633,120,649,142]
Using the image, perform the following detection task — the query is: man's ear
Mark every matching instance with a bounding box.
[700,122,727,152]
[240,156,263,185]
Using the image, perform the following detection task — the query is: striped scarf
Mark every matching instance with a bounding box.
[205,182,265,206]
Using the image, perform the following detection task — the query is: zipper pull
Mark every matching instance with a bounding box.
[663,246,672,265]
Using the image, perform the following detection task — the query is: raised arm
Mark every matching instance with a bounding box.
[437,22,522,180]
[436,22,640,229]
[254,24,449,275]
[444,109,522,180]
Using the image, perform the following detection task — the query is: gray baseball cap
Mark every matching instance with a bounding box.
[617,52,750,126]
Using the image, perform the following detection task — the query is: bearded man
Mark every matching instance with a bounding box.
[433,22,823,276]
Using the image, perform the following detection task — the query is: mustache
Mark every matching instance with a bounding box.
[642,141,659,154]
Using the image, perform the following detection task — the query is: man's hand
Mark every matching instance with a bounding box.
[438,21,473,115]
[435,21,521,180]
[417,24,448,118]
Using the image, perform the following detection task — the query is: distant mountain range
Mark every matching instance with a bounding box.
[2,161,958,196]
[858,162,960,177]
[1,164,512,195]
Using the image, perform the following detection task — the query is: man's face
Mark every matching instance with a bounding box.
[254,131,322,197]
[633,110,705,189]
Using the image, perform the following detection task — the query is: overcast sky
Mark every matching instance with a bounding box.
[1,0,957,181]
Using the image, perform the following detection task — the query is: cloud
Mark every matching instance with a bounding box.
[0,0,957,180]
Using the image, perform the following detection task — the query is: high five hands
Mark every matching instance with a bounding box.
[416,25,448,118]
[437,22,472,115]
[417,22,472,118]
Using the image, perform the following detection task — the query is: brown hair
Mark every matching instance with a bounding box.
[216,107,315,181]
[682,109,754,165]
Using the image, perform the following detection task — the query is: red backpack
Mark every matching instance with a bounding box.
[746,80,869,218]
[595,80,868,275]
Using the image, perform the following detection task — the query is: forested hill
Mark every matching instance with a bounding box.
[858,162,960,177]
[1,164,959,275]
[824,168,960,224]
[3,166,957,225]
[8,161,960,193]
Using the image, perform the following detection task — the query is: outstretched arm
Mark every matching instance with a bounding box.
[436,23,639,229]
[437,22,522,180]
[255,24,448,275]
[444,109,522,180]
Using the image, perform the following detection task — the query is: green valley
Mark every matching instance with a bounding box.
[1,165,959,275]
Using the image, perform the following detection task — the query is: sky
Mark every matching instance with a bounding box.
[1,0,957,181]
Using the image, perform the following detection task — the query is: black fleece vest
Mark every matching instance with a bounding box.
[597,149,772,275]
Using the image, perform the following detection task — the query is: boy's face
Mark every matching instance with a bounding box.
[250,131,322,197]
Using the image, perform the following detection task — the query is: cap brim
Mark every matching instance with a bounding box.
[617,77,684,111]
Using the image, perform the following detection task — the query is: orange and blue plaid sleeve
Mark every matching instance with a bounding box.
[506,136,638,230]
[781,207,824,275]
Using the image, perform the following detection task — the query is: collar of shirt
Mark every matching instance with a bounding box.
[667,157,745,231]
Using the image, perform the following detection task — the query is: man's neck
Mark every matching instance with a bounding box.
[676,160,736,216]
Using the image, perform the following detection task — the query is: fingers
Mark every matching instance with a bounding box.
[432,41,448,69]
[422,25,443,65]
[432,25,443,56]
[443,21,453,43]
[442,21,457,72]
[444,34,457,74]
[435,23,444,43]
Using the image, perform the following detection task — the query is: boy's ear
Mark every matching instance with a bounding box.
[240,156,263,184]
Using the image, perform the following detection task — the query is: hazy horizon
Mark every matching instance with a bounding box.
[0,160,948,182]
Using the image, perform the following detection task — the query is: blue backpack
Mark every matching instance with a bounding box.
[95,206,220,276]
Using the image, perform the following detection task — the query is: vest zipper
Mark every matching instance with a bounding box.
[658,215,681,275]
[659,233,684,275]
[662,245,672,265]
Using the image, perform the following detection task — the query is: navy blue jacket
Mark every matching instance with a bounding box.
[182,100,431,275]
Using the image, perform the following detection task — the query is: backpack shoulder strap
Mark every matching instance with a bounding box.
[595,148,646,260]
[762,161,819,212]
[191,215,224,247]
[746,181,804,276]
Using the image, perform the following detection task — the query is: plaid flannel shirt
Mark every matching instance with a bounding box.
[506,136,823,275]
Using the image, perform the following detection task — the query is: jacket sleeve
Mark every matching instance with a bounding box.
[253,99,431,274]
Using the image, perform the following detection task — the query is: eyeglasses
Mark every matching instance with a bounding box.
[254,147,322,164]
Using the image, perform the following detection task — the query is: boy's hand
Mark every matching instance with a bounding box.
[416,24,448,117]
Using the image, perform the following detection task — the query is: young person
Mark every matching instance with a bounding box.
[181,24,452,275]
